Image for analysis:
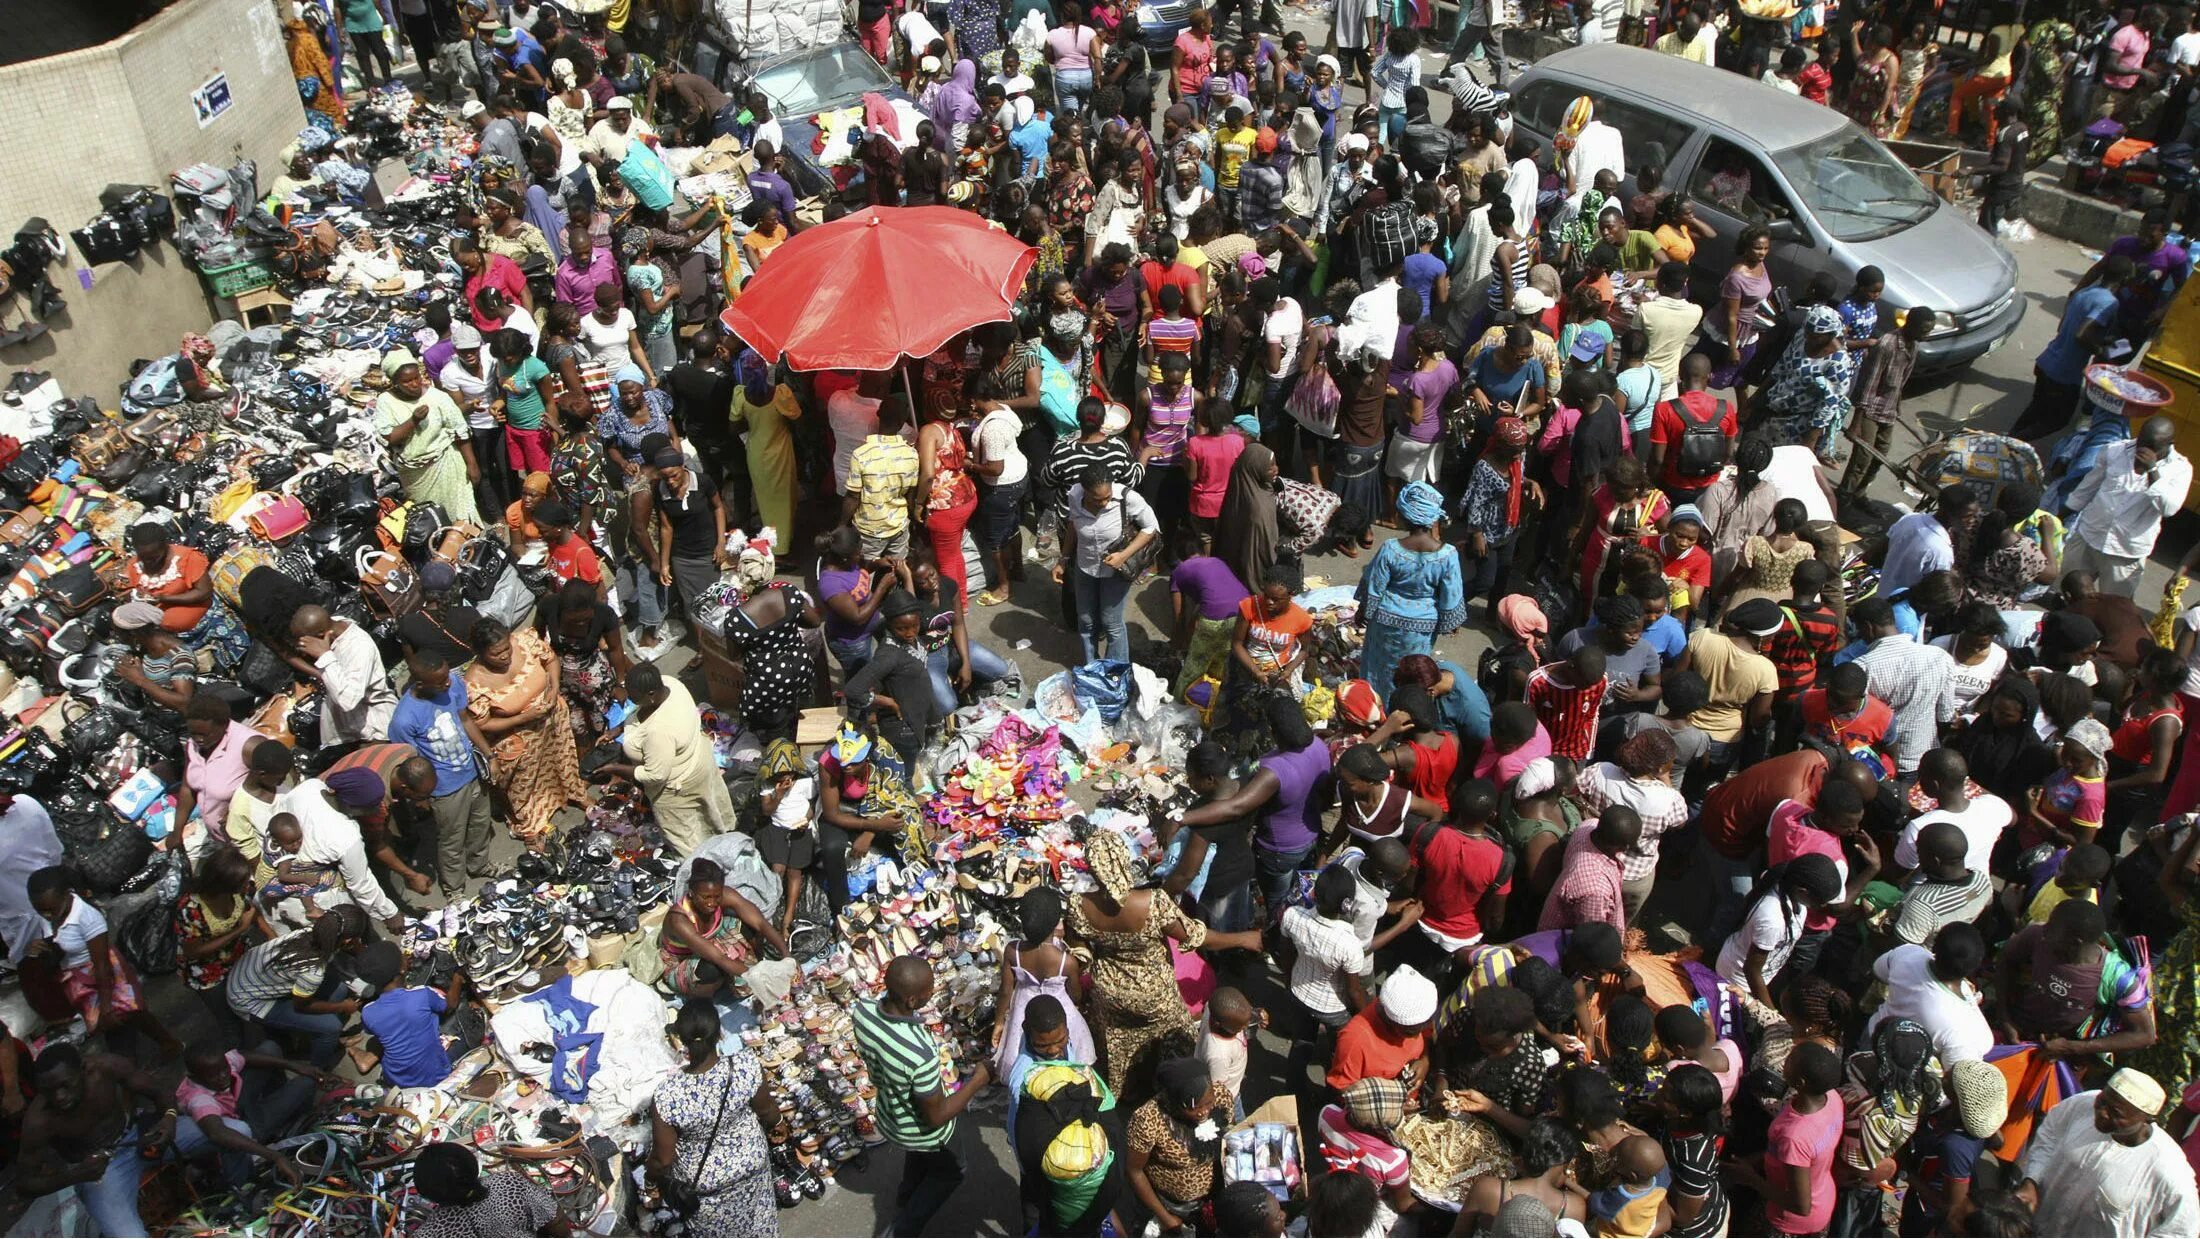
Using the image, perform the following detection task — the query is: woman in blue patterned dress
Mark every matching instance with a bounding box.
[1357,481,1467,704]
[649,1001,781,1235]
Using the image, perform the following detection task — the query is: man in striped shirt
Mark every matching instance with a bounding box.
[1525,646,1608,762]
[1889,821,1993,947]
[851,956,992,1237]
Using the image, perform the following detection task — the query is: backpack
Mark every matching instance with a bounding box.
[1666,396,1733,480]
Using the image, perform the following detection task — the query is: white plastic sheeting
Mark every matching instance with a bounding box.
[709,0,846,60]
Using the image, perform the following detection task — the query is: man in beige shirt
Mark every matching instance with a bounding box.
[1634,261,1706,400]
[598,664,734,854]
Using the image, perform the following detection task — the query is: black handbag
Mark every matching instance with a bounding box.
[45,563,108,616]
[658,1068,738,1223]
[50,791,153,895]
[71,214,140,266]
[238,641,294,696]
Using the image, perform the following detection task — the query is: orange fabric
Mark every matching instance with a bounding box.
[125,545,211,633]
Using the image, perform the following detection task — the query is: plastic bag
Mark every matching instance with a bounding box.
[621,142,678,210]
[1070,659,1134,724]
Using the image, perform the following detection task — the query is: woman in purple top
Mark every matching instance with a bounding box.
[1709,225,1774,390]
[815,526,893,678]
[1171,555,1251,694]
[1172,695,1334,915]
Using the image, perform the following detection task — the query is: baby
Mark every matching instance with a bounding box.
[1588,1134,1670,1238]
[259,814,337,911]
[756,741,817,937]
[1200,986,1269,1117]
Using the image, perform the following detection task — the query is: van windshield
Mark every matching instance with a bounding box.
[1772,129,1939,242]
[753,44,894,117]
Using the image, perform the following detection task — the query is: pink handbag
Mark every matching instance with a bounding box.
[246,494,310,543]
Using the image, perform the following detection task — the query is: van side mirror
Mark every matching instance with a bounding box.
[1766,217,1804,244]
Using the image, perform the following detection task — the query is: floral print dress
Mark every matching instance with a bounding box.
[651,1047,777,1235]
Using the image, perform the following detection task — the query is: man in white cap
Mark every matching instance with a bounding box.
[584,96,654,165]
[1899,1057,2008,1235]
[2018,1069,2199,1237]
[1324,964,1435,1095]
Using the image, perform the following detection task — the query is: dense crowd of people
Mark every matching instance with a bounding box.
[15,0,2200,1235]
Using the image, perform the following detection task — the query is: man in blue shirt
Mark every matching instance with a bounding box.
[357,942,473,1090]
[384,649,496,898]
[1009,100,1052,180]
[2010,254,2136,440]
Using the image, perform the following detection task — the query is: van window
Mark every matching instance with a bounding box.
[1509,80,1693,177]
[1510,80,1575,138]
[1595,97,1694,180]
[1689,138,1796,225]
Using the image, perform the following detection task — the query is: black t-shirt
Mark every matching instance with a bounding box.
[656,467,722,558]
[539,594,620,660]
[398,604,481,666]
[1190,812,1256,897]
[1571,397,1626,492]
[662,361,731,448]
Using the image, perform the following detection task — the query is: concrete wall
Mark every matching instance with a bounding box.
[0,0,304,399]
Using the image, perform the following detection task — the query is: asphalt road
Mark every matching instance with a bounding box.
[772,39,2127,1239]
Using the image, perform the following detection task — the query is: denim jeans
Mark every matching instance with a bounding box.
[259,998,347,1068]
[1254,840,1316,920]
[1055,67,1094,115]
[49,1128,148,1236]
[925,640,1013,717]
[828,633,875,681]
[1380,105,1407,147]
[1072,570,1134,663]
[1704,843,1764,950]
[618,559,668,629]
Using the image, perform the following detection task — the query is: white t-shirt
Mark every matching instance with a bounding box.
[826,390,882,492]
[1199,1011,1251,1096]
[1336,850,1388,952]
[578,308,638,369]
[524,114,585,177]
[899,9,943,50]
[500,304,541,346]
[1894,793,2012,874]
[1929,636,2010,717]
[1868,944,1994,1066]
[51,896,107,969]
[2173,30,2200,67]
[1716,891,1807,989]
[771,776,816,831]
[973,404,1029,487]
[1264,297,1306,379]
[585,117,655,163]
[438,356,495,430]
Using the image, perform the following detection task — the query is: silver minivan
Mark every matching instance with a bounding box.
[1506,44,2023,371]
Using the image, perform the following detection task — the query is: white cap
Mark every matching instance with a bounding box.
[921,55,942,73]
[1342,133,1370,155]
[450,323,483,349]
[607,96,633,110]
[1380,964,1438,1027]
[461,100,487,120]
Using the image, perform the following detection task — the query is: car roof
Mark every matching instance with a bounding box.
[1521,44,1848,151]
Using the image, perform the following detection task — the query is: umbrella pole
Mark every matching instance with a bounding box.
[901,362,919,421]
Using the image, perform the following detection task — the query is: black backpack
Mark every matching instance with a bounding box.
[1667,396,1733,480]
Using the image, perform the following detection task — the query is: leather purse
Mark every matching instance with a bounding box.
[247,494,312,543]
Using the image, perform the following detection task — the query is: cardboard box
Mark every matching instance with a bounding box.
[695,645,741,709]
[1221,1094,1307,1202]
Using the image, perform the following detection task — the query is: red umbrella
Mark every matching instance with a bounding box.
[719,205,1038,372]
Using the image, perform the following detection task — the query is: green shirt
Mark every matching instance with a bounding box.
[1617,229,1663,274]
[851,998,954,1149]
[497,356,552,430]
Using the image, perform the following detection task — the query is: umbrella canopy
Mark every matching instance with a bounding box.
[719,205,1038,372]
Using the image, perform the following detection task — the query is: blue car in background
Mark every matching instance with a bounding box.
[1135,0,1207,49]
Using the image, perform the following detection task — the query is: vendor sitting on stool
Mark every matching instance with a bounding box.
[659,858,786,1001]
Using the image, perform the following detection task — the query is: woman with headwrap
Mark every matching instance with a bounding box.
[175,332,227,407]
[477,188,556,273]
[721,581,822,744]
[546,58,591,144]
[812,719,920,913]
[1830,1018,1942,1235]
[1214,444,1280,604]
[1357,481,1467,703]
[1758,304,1861,463]
[996,888,1097,1077]
[729,356,800,542]
[1070,832,1261,1096]
[284,16,345,128]
[931,60,984,152]
[1317,1077,1418,1212]
[595,363,677,487]
[374,349,484,525]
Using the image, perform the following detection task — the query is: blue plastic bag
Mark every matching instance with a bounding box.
[620,141,677,211]
[1071,659,1134,724]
